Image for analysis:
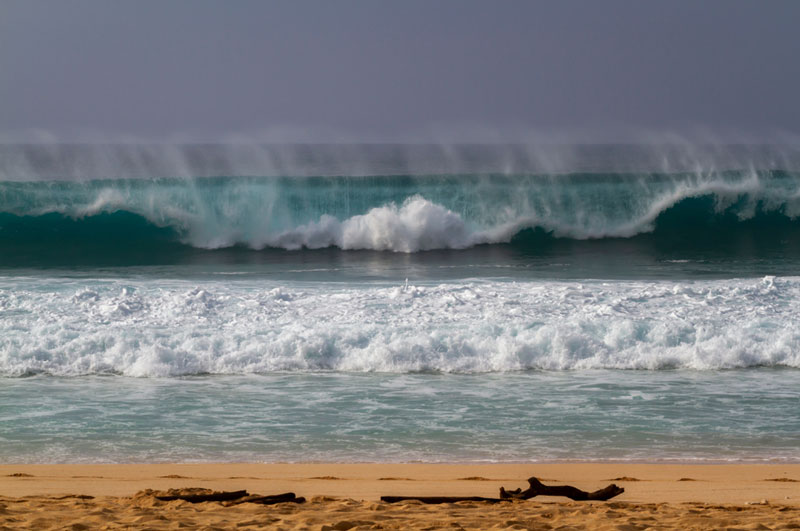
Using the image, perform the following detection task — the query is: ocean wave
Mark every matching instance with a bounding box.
[1,276,799,376]
[2,171,800,257]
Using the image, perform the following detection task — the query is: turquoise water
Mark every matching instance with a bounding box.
[1,144,799,463]
[2,371,798,463]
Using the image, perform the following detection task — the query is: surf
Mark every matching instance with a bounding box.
[1,276,798,377]
[2,170,800,264]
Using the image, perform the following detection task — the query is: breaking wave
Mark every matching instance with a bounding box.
[2,170,800,260]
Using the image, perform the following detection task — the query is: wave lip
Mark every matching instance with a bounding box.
[1,276,798,377]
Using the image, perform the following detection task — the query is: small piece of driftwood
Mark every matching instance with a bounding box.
[146,488,305,505]
[224,492,306,506]
[499,477,624,501]
[154,489,249,503]
[380,476,624,505]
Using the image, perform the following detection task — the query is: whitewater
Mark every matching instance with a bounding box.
[1,276,798,377]
[1,144,799,463]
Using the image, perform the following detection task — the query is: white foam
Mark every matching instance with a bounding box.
[1,276,799,377]
[265,196,472,251]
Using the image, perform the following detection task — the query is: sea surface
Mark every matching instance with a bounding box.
[1,144,799,463]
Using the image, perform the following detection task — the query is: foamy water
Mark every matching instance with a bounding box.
[1,276,798,377]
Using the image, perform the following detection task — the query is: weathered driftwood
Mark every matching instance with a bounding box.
[145,488,305,505]
[224,493,306,506]
[154,489,249,503]
[380,476,624,505]
[380,496,506,504]
[499,477,624,501]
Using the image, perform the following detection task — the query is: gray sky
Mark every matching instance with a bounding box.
[2,0,799,142]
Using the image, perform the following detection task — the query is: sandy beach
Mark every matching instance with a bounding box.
[1,463,798,529]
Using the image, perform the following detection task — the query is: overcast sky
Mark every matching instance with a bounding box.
[2,0,799,142]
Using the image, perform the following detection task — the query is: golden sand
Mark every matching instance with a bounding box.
[1,463,799,529]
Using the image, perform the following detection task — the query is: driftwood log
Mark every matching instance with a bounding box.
[154,489,249,503]
[380,477,624,504]
[223,492,304,506]
[142,488,305,505]
[499,477,624,501]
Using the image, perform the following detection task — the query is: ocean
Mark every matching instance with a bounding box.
[1,144,799,464]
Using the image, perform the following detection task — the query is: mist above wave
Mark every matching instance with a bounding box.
[2,143,800,181]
